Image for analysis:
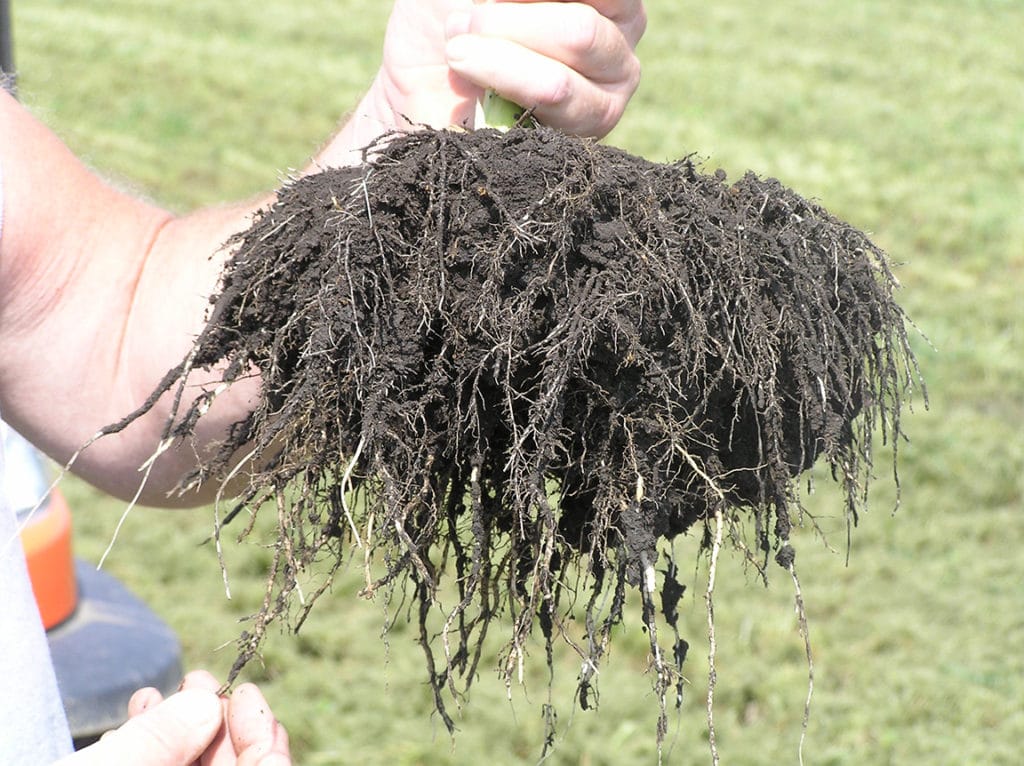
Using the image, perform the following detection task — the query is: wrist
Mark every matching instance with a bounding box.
[311,70,404,170]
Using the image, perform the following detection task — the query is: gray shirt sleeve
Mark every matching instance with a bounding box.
[0,233,75,764]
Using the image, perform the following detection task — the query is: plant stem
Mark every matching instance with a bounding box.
[481,89,524,130]
[474,0,525,130]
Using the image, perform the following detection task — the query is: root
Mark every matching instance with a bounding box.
[94,126,919,755]
[97,436,173,569]
[705,507,725,766]
[780,544,814,766]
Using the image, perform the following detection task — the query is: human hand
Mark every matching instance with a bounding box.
[374,0,646,138]
[57,671,290,766]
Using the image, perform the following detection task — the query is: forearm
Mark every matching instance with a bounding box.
[0,91,369,505]
[0,92,218,499]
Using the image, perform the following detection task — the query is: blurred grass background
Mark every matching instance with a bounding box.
[11,0,1023,763]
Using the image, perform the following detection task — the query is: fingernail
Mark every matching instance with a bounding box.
[445,11,472,39]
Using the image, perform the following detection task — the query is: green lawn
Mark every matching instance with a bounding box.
[13,0,1023,763]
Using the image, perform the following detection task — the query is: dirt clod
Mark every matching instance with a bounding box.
[109,127,917,744]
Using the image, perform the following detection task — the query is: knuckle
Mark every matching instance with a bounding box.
[626,54,642,94]
[594,73,639,138]
[535,71,575,109]
[563,4,604,57]
[596,95,626,138]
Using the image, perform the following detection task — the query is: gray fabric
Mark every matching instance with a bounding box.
[0,504,74,763]
[0,171,74,761]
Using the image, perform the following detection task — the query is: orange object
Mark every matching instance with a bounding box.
[20,490,79,629]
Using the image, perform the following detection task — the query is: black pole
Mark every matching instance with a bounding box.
[1,0,15,93]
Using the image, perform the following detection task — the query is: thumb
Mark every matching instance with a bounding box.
[61,688,223,766]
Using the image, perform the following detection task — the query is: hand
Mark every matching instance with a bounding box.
[374,0,646,138]
[58,671,290,766]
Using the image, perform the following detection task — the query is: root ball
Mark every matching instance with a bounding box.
[121,127,917,739]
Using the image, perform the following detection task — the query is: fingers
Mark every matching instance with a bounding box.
[446,34,634,137]
[64,689,223,766]
[496,0,647,47]
[445,1,643,136]
[72,672,290,766]
[228,683,292,766]
[179,669,223,692]
[128,669,222,720]
[176,672,234,766]
[128,687,165,718]
[453,3,632,83]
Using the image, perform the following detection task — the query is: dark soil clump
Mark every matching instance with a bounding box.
[109,127,917,743]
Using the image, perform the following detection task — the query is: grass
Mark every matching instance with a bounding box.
[12,0,1024,762]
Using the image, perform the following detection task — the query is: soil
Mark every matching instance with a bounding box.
[107,127,916,744]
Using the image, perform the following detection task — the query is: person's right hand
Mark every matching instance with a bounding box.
[370,0,647,138]
[57,671,290,766]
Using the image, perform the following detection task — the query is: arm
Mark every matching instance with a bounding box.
[0,1,645,506]
[0,89,285,504]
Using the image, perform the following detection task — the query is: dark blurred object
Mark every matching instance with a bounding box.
[1,0,15,93]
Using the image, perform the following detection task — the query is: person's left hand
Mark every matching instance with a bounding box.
[127,671,291,766]
[58,670,290,766]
